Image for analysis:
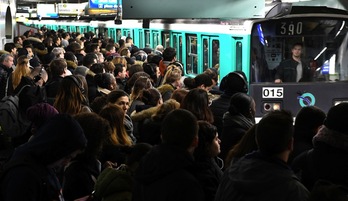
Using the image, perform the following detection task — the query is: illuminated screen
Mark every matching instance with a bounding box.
[89,0,121,9]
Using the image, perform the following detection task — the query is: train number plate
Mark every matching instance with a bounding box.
[262,87,284,98]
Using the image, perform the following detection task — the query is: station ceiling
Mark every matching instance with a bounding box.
[16,0,348,14]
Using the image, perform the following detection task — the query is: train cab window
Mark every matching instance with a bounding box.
[186,35,198,74]
[251,18,348,83]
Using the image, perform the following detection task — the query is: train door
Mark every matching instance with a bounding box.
[218,35,249,81]
[172,32,182,62]
[202,36,220,72]
[79,26,87,34]
[122,29,132,39]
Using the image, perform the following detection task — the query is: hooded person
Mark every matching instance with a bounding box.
[210,71,248,135]
[292,102,348,191]
[0,114,87,201]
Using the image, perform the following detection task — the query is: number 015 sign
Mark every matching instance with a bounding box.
[262,87,284,98]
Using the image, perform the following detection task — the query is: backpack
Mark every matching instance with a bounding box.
[0,84,46,138]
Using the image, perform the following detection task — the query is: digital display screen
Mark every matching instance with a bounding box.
[89,0,121,9]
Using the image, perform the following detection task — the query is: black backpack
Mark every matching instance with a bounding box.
[0,85,46,138]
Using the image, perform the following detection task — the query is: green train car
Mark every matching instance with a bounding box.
[26,5,348,117]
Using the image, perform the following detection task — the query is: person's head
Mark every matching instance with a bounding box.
[95,73,117,91]
[219,71,248,95]
[162,67,182,88]
[204,68,219,87]
[49,58,68,77]
[140,88,163,106]
[82,53,98,68]
[323,103,348,134]
[103,61,115,74]
[106,43,116,53]
[152,99,180,121]
[294,106,326,141]
[53,75,87,115]
[170,88,189,104]
[90,63,105,74]
[74,112,111,159]
[228,92,256,119]
[256,110,294,157]
[162,47,176,62]
[184,73,213,91]
[143,62,160,85]
[4,43,17,56]
[99,104,132,146]
[124,143,153,172]
[161,109,199,152]
[291,42,303,58]
[0,53,14,68]
[130,76,153,101]
[111,56,127,68]
[21,114,87,168]
[194,121,220,159]
[14,36,23,45]
[26,103,59,133]
[51,47,65,59]
[181,88,214,123]
[65,51,78,64]
[114,63,127,79]
[107,89,130,113]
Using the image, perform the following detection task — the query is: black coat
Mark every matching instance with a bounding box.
[133,144,205,201]
[220,112,254,161]
[215,151,309,201]
[209,94,231,136]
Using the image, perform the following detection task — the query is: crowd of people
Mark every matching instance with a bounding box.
[0,27,347,201]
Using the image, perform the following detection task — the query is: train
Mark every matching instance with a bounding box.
[24,3,348,118]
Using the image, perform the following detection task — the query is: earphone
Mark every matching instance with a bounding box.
[66,75,85,94]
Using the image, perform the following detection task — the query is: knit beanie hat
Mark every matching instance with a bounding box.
[26,103,59,129]
[324,103,348,134]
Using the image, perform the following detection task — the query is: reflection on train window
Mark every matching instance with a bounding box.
[116,29,122,41]
[186,34,197,74]
[173,33,182,62]
[139,29,145,48]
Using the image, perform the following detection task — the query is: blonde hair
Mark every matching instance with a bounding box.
[12,55,31,90]
[161,65,182,85]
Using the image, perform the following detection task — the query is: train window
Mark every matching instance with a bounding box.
[186,34,198,74]
[145,30,150,48]
[203,38,209,71]
[173,33,182,62]
[236,42,243,71]
[116,29,122,41]
[163,32,170,48]
[152,31,160,48]
[251,18,348,82]
[138,29,145,48]
[212,39,220,68]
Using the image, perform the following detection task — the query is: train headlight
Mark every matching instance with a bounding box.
[333,100,348,106]
[263,102,282,113]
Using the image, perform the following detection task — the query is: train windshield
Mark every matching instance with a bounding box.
[250,17,348,83]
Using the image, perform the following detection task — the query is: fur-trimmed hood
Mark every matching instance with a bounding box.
[313,125,348,152]
[130,106,158,122]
